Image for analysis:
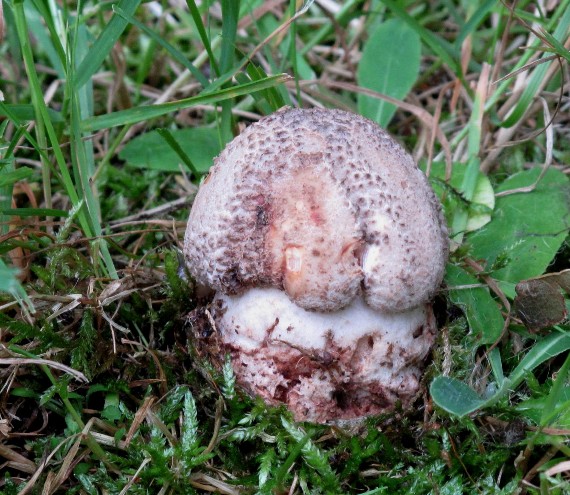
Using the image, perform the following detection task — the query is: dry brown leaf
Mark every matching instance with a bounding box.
[514,269,570,331]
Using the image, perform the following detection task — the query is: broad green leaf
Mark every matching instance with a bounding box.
[357,18,420,127]
[431,330,570,417]
[426,161,495,233]
[0,261,22,294]
[445,264,504,343]
[468,168,570,283]
[119,128,221,173]
[155,129,201,176]
[430,376,487,417]
[102,393,122,422]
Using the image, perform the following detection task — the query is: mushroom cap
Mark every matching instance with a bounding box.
[184,107,448,313]
[211,288,436,423]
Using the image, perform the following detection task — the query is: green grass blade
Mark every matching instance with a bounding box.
[30,0,67,62]
[75,0,142,89]
[10,0,64,210]
[240,63,286,111]
[26,0,66,77]
[219,0,240,78]
[185,0,220,77]
[156,128,201,177]
[80,74,290,132]
[113,5,210,88]
[0,103,64,123]
[500,2,570,128]
[11,2,77,209]
[69,7,117,278]
[509,331,570,388]
[540,351,570,427]
[0,259,35,315]
[455,0,497,47]
[488,348,505,387]
[539,29,570,63]
[380,0,463,78]
[11,0,116,278]
[0,132,16,236]
[451,64,488,244]
[0,208,69,217]
[287,0,302,105]
[218,0,241,145]
[0,103,57,171]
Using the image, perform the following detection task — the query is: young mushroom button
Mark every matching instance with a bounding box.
[184,107,449,423]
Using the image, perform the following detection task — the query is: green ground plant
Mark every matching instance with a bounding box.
[1,0,569,493]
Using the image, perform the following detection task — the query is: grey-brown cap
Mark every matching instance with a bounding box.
[184,107,448,313]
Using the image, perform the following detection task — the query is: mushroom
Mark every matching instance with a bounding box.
[184,107,448,423]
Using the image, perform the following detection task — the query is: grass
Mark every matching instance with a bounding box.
[1,0,570,493]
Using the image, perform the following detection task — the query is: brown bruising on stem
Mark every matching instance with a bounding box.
[222,313,436,423]
[267,164,363,312]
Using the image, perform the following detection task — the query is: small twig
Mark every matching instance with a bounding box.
[545,460,570,477]
[493,54,559,84]
[124,396,156,448]
[426,81,454,178]
[108,195,196,226]
[204,398,224,455]
[519,445,558,493]
[0,358,88,383]
[119,458,151,495]
[464,257,512,355]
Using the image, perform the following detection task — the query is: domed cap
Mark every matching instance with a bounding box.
[184,107,448,313]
